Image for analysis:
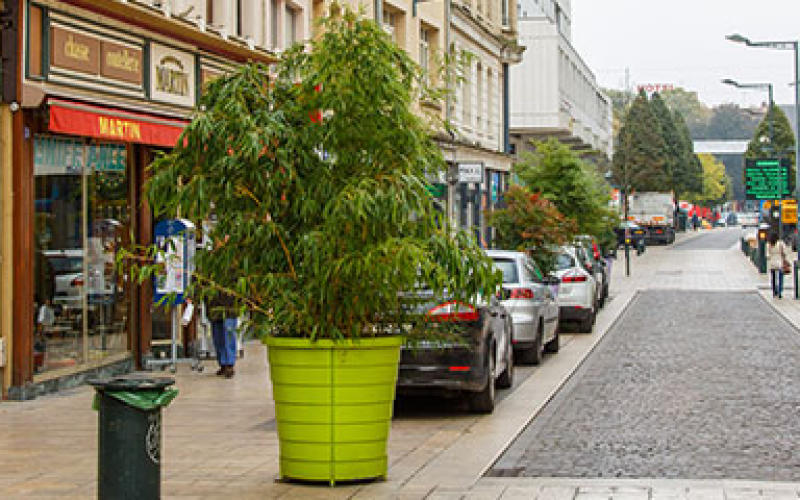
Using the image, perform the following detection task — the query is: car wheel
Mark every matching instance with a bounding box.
[544,326,560,353]
[520,323,544,365]
[496,341,513,389]
[469,348,496,414]
[579,309,595,333]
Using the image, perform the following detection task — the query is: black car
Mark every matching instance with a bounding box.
[615,222,646,253]
[396,297,513,414]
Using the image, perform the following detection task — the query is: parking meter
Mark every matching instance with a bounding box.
[757,224,769,274]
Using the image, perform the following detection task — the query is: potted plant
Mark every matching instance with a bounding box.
[123,8,499,485]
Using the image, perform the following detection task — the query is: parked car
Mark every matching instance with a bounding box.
[554,246,598,332]
[486,250,560,365]
[41,249,84,310]
[397,293,513,413]
[573,236,609,308]
[614,221,646,253]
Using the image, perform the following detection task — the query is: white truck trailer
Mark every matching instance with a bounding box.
[628,192,676,244]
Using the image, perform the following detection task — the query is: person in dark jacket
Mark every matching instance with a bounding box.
[207,292,237,378]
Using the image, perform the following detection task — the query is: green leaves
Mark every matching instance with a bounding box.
[121,7,498,341]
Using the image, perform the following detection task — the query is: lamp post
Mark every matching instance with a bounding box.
[726,34,800,259]
[722,78,780,236]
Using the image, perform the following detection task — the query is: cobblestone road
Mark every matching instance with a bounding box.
[671,228,742,250]
[488,289,800,481]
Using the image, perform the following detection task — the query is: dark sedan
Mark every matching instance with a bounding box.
[615,222,646,253]
[396,298,513,413]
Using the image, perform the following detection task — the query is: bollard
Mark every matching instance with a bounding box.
[90,377,178,500]
[795,260,799,300]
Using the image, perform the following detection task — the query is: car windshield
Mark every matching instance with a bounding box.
[491,258,519,283]
[556,253,574,270]
[46,257,83,274]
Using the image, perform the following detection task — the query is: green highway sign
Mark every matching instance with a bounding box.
[745,158,793,200]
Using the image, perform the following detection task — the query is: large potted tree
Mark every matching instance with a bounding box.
[125,8,499,485]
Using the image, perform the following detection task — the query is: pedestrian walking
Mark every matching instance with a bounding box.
[767,232,789,299]
[207,292,238,377]
[691,213,699,231]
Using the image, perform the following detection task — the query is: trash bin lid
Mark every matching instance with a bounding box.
[88,377,175,392]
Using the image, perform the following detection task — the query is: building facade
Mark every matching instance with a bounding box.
[509,0,611,158]
[0,0,313,399]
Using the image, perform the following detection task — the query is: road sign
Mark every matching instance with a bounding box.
[458,163,483,183]
[745,158,792,200]
[783,199,798,224]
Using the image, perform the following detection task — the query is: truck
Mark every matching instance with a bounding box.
[628,192,676,244]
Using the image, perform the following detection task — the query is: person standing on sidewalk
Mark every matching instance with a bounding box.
[767,232,789,299]
[207,291,238,377]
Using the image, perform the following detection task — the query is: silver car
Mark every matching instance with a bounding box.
[486,250,560,365]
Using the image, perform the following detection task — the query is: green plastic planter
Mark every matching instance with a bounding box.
[265,336,402,485]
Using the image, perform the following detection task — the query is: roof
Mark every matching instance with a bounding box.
[693,140,749,154]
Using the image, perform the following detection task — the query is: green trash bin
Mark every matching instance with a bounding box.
[90,377,179,500]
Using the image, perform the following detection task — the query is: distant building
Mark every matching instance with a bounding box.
[509,0,612,158]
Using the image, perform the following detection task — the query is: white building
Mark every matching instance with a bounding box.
[509,0,612,158]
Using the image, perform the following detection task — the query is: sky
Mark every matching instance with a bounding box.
[571,0,800,108]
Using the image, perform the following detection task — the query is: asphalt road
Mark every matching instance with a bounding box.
[672,228,743,251]
[488,289,800,481]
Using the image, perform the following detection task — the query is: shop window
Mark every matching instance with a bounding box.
[33,136,131,375]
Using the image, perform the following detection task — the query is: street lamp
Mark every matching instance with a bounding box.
[726,33,800,259]
[722,78,780,237]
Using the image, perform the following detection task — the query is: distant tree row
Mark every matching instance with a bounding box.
[605,87,760,141]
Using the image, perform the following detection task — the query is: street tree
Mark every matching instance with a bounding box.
[746,104,797,193]
[746,103,796,163]
[612,91,670,196]
[488,186,577,273]
[691,153,731,206]
[121,9,500,341]
[515,139,617,241]
[673,108,704,196]
[651,92,684,197]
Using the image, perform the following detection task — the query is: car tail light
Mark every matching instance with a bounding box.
[70,277,84,287]
[562,275,587,283]
[592,242,600,260]
[426,301,479,322]
[509,288,534,300]
[448,366,471,372]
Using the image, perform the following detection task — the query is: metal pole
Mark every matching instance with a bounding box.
[623,187,630,277]
[768,84,783,240]
[795,42,800,264]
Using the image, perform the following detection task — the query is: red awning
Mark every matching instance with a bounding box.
[47,98,188,148]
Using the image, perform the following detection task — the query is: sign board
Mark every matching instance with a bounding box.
[458,163,483,183]
[783,200,798,224]
[153,219,196,305]
[745,158,792,200]
[34,136,127,175]
[150,43,196,107]
[47,20,145,93]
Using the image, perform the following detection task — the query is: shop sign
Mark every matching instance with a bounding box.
[101,41,143,85]
[51,26,101,76]
[49,25,144,88]
[34,136,85,175]
[33,136,127,175]
[48,98,187,148]
[34,136,127,175]
[150,43,196,107]
[458,163,483,183]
